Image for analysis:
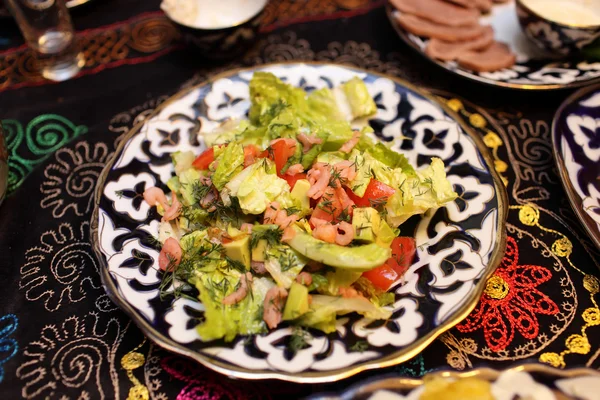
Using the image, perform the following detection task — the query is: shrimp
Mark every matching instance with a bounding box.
[339,287,362,298]
[264,201,281,224]
[286,163,304,176]
[162,192,182,222]
[281,226,297,242]
[275,210,299,229]
[200,186,218,212]
[143,187,168,208]
[265,202,298,229]
[297,132,323,152]
[309,216,329,228]
[263,287,288,329]
[158,237,182,271]
[334,160,358,182]
[251,261,267,274]
[241,223,254,234]
[296,272,312,286]
[222,272,253,305]
[335,221,354,246]
[339,130,361,153]
[312,223,337,243]
[307,163,332,199]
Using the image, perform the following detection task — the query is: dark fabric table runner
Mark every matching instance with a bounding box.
[1,1,599,398]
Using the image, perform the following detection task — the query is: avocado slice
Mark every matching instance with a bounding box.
[178,168,202,206]
[282,282,309,321]
[352,207,380,243]
[290,179,311,214]
[286,227,391,271]
[375,220,396,248]
[223,235,251,270]
[251,239,268,262]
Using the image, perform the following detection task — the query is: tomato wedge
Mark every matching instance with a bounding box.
[362,264,398,291]
[243,144,260,167]
[264,139,297,175]
[346,179,396,208]
[192,147,215,170]
[283,173,307,190]
[386,237,416,276]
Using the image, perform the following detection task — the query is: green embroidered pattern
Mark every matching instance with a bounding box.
[393,354,429,377]
[2,115,88,195]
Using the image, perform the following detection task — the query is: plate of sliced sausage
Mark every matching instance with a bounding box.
[387,0,600,90]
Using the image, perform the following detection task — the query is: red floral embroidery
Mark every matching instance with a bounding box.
[161,355,307,400]
[456,236,559,352]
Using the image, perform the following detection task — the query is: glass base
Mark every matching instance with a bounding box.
[41,52,85,82]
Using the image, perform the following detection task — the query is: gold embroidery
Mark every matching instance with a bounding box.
[484,275,509,300]
[539,352,566,368]
[443,98,508,186]
[469,113,486,129]
[122,338,149,400]
[517,204,539,226]
[516,201,600,367]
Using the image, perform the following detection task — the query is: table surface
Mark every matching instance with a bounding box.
[1,0,600,399]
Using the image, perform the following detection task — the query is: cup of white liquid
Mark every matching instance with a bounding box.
[516,0,600,56]
[161,0,268,59]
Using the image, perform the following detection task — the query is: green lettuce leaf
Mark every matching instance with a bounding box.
[249,72,308,126]
[224,159,292,215]
[264,245,307,288]
[341,77,377,120]
[385,157,457,227]
[307,87,345,122]
[297,294,392,333]
[212,142,244,190]
[317,269,363,296]
[195,272,272,341]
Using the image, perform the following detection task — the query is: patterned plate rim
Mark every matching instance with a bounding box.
[551,83,600,250]
[308,363,600,399]
[384,4,600,91]
[90,61,509,383]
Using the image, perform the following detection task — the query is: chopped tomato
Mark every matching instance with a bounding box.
[386,237,416,276]
[310,207,334,226]
[346,179,396,208]
[268,139,297,175]
[283,173,307,189]
[192,147,215,170]
[243,144,260,167]
[362,264,398,291]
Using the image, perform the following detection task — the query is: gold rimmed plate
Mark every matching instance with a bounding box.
[308,364,600,399]
[91,62,507,382]
[386,1,600,90]
[552,84,600,249]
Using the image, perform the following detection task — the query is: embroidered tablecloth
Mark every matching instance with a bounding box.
[1,0,599,398]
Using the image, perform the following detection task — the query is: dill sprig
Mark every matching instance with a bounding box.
[250,226,283,249]
[288,326,311,354]
[349,340,369,352]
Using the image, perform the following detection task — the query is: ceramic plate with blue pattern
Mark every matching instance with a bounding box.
[553,85,600,249]
[91,63,508,382]
[307,364,600,400]
[387,1,600,90]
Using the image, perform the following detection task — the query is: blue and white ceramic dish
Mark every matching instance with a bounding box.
[91,63,507,382]
[307,364,600,400]
[553,85,600,249]
[387,1,600,90]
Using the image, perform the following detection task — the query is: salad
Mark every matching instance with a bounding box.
[144,72,457,342]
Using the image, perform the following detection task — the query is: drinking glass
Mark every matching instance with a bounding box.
[4,0,84,81]
[0,122,7,206]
